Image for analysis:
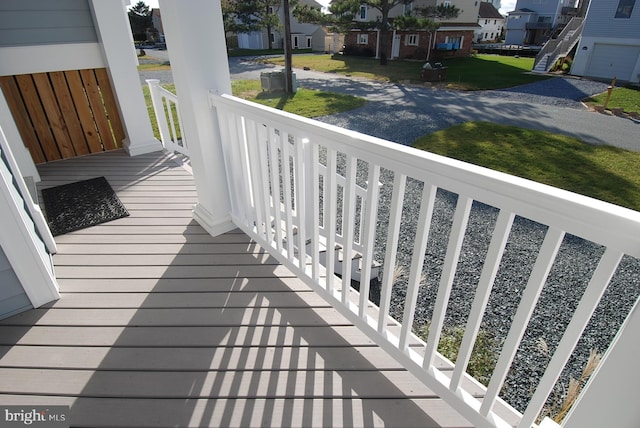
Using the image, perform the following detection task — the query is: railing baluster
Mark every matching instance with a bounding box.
[281,132,295,261]
[325,147,338,293]
[423,195,473,369]
[378,173,407,333]
[231,113,252,224]
[359,164,381,319]
[311,142,321,283]
[341,154,358,305]
[519,248,624,428]
[244,119,267,239]
[480,226,563,417]
[215,108,241,217]
[450,209,517,392]
[255,124,273,244]
[399,183,437,351]
[295,138,308,271]
[268,127,283,253]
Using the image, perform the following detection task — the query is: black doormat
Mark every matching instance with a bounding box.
[41,177,129,236]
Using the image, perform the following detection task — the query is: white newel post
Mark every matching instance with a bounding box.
[158,0,235,237]
[89,0,163,156]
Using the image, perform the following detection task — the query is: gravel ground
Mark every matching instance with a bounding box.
[361,171,640,413]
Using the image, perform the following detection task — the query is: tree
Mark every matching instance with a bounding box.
[128,1,153,42]
[295,0,459,65]
[223,0,282,50]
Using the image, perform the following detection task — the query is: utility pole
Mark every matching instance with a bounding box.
[283,0,294,93]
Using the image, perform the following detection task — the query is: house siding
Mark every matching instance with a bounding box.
[0,245,32,321]
[581,0,640,39]
[571,0,640,82]
[0,0,97,48]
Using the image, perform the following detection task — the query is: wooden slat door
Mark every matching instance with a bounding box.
[0,68,126,164]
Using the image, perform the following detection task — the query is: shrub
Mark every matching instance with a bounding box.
[342,44,375,57]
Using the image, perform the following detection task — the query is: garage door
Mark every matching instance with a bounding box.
[588,44,640,81]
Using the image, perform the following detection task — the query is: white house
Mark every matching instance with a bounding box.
[505,0,578,45]
[475,2,506,42]
[237,0,324,50]
[571,0,640,83]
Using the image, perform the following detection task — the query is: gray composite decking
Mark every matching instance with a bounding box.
[0,150,516,427]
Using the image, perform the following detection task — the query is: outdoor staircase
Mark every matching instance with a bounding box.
[532,17,584,73]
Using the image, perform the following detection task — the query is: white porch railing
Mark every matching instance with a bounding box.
[146,79,189,156]
[151,91,640,427]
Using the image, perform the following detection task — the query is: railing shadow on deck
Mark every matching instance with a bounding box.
[209,92,640,428]
[67,229,448,427]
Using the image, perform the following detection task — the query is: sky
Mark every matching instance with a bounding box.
[137,0,517,17]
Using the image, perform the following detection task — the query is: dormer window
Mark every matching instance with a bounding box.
[359,5,367,20]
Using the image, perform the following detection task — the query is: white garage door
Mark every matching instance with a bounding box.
[588,44,640,81]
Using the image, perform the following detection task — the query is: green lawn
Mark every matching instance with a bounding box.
[443,55,550,90]
[232,79,365,118]
[587,86,640,114]
[263,54,550,90]
[413,122,640,211]
[143,81,365,139]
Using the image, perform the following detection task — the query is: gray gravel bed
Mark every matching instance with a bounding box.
[360,169,640,413]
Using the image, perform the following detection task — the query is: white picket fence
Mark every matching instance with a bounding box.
[150,89,640,428]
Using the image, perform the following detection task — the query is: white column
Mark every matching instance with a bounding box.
[90,0,163,156]
[159,0,234,237]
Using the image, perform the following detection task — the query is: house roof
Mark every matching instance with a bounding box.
[478,2,504,19]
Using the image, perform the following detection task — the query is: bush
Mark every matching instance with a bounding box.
[342,44,375,57]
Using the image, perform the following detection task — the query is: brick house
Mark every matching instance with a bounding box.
[342,0,480,60]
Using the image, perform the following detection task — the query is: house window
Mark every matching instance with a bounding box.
[445,35,463,49]
[359,5,367,20]
[615,0,635,18]
[443,0,452,6]
[494,19,497,24]
[404,1,413,15]
[357,33,368,44]
[407,34,418,46]
[270,33,275,43]
[268,6,275,14]
[306,36,312,48]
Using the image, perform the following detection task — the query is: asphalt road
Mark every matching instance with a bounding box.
[139,50,640,151]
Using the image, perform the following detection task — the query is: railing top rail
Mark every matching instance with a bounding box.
[212,92,640,257]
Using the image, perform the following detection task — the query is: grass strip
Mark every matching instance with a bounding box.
[413,121,640,211]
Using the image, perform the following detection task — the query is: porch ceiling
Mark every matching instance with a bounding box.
[0,150,484,428]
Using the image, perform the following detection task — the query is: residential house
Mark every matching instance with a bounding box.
[1,1,640,427]
[475,2,505,42]
[505,0,578,45]
[570,0,640,83]
[344,0,481,60]
[151,7,164,42]
[237,0,324,50]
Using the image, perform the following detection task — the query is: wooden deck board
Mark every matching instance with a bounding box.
[0,150,491,427]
